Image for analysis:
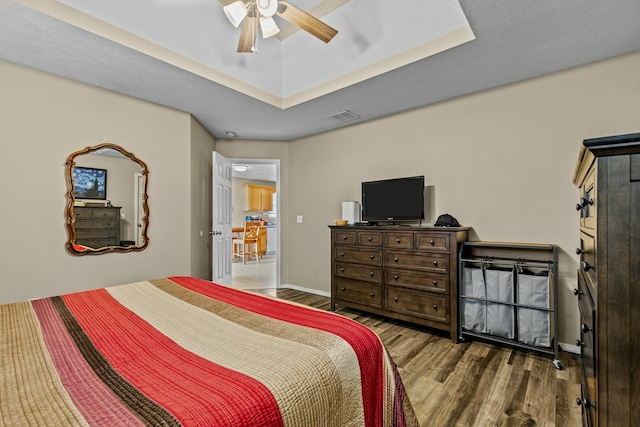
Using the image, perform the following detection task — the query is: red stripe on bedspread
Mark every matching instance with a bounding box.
[31,298,146,426]
[61,288,285,427]
[169,276,386,427]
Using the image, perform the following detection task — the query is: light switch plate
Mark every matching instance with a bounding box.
[296,215,303,223]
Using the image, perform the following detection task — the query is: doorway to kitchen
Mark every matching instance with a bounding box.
[230,158,280,292]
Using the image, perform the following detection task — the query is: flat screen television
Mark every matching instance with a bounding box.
[72,166,107,200]
[361,176,425,223]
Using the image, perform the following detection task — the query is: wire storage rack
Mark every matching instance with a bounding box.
[458,241,561,369]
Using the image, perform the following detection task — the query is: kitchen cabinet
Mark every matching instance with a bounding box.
[242,184,275,212]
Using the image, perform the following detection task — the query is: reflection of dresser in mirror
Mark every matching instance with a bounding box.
[74,206,121,248]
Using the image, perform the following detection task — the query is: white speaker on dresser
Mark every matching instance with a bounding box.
[341,201,360,224]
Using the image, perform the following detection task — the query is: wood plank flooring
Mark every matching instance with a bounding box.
[260,288,582,427]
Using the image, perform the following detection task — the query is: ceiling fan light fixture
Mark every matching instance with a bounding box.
[256,0,278,17]
[259,16,280,38]
[223,1,248,28]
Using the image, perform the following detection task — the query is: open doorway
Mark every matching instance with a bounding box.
[230,158,280,292]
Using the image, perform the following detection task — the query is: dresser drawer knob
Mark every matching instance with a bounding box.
[343,236,348,240]
[576,398,594,409]
[573,288,583,296]
[433,280,438,286]
[370,292,375,297]
[576,197,594,211]
[576,339,584,347]
[433,261,438,266]
[581,323,591,333]
[341,287,345,291]
[582,261,593,272]
[394,257,398,262]
[368,236,373,241]
[370,255,374,260]
[396,238,401,243]
[394,297,398,302]
[394,275,399,280]
[433,304,438,310]
[340,252,345,257]
[576,248,585,255]
[370,272,374,277]
[430,240,435,245]
[340,268,345,273]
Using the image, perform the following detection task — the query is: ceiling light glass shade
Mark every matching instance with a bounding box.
[233,164,249,172]
[223,1,248,28]
[256,0,278,17]
[259,16,280,38]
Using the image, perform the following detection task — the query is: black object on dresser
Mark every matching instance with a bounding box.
[572,132,640,427]
[74,206,122,248]
[329,225,470,343]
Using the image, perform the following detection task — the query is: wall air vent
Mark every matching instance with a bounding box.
[328,110,361,123]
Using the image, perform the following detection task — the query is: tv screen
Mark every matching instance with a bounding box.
[73,166,107,200]
[361,176,425,222]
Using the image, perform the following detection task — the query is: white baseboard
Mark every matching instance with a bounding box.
[279,284,330,298]
[559,341,580,355]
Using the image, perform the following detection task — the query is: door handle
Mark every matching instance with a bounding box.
[210,231,222,236]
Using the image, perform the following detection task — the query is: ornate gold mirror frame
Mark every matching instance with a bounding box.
[65,143,149,255]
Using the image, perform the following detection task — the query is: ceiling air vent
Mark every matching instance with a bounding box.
[328,110,360,123]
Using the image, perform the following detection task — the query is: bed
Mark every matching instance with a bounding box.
[0,276,418,426]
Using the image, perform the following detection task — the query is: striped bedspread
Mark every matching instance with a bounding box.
[1,276,418,426]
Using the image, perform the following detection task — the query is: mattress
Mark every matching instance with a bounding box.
[0,276,418,427]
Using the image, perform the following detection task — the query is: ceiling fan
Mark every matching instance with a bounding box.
[223,0,338,52]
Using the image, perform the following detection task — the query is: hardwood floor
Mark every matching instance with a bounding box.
[260,288,582,427]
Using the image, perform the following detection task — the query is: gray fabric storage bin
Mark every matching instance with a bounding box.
[517,272,551,346]
[461,267,486,333]
[485,269,515,339]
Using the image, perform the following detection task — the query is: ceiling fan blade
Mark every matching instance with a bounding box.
[237,13,258,52]
[276,1,338,43]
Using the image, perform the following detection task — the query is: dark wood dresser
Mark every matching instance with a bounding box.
[74,206,121,248]
[572,132,640,427]
[330,225,469,342]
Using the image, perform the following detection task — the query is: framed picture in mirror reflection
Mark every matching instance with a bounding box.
[72,166,107,200]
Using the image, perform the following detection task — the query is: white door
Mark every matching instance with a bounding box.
[211,152,232,286]
[134,173,146,246]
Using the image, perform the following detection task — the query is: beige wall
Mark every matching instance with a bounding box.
[0,59,194,303]
[285,51,640,344]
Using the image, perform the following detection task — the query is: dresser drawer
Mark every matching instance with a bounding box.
[579,231,596,297]
[334,278,382,309]
[76,228,118,239]
[385,251,448,273]
[334,230,357,245]
[75,220,118,230]
[384,232,413,249]
[75,238,118,248]
[93,209,119,219]
[415,233,450,252]
[357,231,383,247]
[580,167,596,230]
[334,247,382,265]
[385,268,448,294]
[335,262,382,284]
[385,286,448,323]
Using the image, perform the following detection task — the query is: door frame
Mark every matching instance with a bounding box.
[231,158,281,288]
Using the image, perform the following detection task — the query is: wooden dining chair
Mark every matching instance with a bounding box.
[232,221,261,264]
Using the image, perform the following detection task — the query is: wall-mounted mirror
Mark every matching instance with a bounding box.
[65,143,149,255]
